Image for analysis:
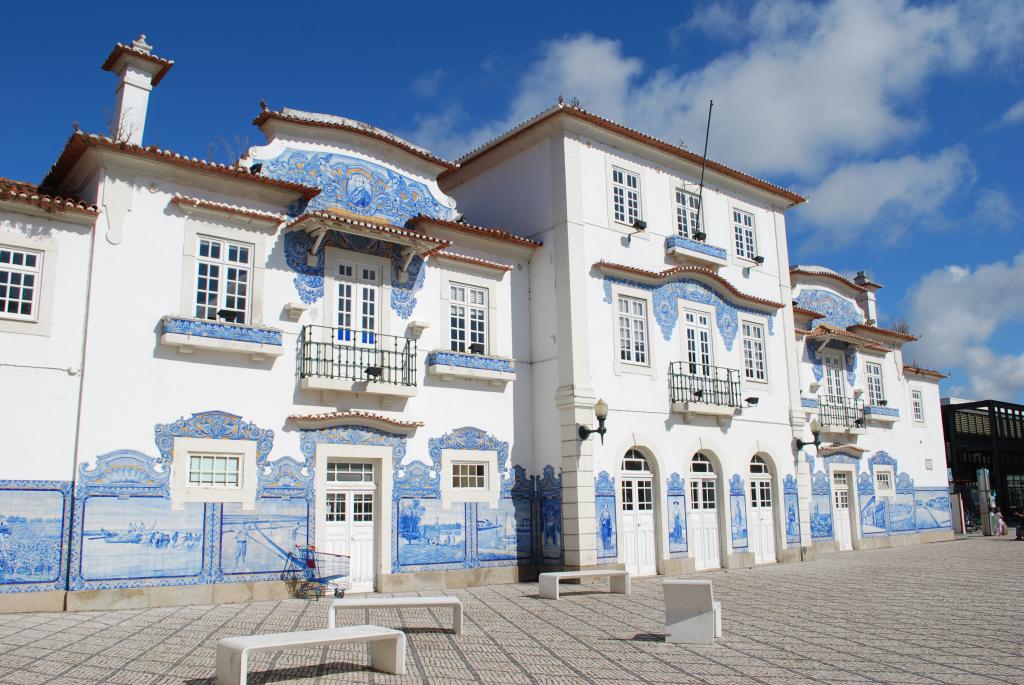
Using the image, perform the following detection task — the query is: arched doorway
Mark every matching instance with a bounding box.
[619,450,657,576]
[748,456,777,564]
[688,453,721,570]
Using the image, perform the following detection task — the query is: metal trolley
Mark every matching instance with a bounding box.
[292,545,350,599]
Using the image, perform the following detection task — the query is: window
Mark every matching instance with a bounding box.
[622,450,652,472]
[617,295,648,365]
[675,189,701,238]
[450,283,487,353]
[195,236,252,324]
[690,453,715,473]
[866,362,885,406]
[690,480,717,509]
[611,167,641,225]
[732,209,757,260]
[452,462,487,489]
[684,310,713,376]
[749,456,770,475]
[0,246,41,320]
[833,472,848,487]
[875,471,893,495]
[326,462,373,483]
[188,454,241,488]
[912,390,925,422]
[742,321,767,382]
[353,493,374,522]
[326,492,346,522]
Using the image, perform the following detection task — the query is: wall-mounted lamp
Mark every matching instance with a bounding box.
[795,432,820,450]
[744,396,759,407]
[854,418,865,428]
[693,230,707,241]
[753,255,765,265]
[879,400,888,407]
[578,398,609,444]
[469,342,485,355]
[626,218,647,244]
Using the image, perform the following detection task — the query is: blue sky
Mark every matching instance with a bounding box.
[2,0,1021,400]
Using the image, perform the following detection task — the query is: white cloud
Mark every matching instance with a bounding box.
[794,146,974,247]
[1000,98,1024,126]
[412,69,444,98]
[971,189,1016,232]
[404,0,1024,174]
[904,253,1024,401]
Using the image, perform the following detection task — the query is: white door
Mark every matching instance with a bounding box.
[325,258,382,381]
[322,462,377,593]
[832,472,853,551]
[688,480,721,570]
[620,477,657,576]
[748,478,777,564]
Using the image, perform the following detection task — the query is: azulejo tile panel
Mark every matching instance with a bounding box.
[595,471,617,561]
[602,275,774,351]
[260,150,455,225]
[426,351,516,374]
[0,480,72,594]
[783,474,801,546]
[537,466,563,564]
[729,474,748,550]
[865,406,900,417]
[160,317,283,346]
[664,235,728,260]
[667,473,687,557]
[794,288,864,329]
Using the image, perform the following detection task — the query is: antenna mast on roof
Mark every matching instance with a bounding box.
[695,100,713,242]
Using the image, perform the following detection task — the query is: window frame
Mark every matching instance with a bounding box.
[449,281,488,354]
[911,389,925,422]
[674,188,701,239]
[439,270,502,358]
[187,453,242,489]
[451,462,488,490]
[0,233,58,337]
[866,362,886,406]
[0,245,42,322]
[741,319,768,384]
[441,449,500,507]
[731,208,758,262]
[610,166,642,226]
[614,294,647,368]
[170,436,259,510]
[874,467,895,496]
[194,234,254,324]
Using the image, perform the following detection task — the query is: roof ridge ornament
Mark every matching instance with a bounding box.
[131,34,152,54]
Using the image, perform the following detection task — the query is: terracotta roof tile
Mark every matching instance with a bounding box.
[802,324,890,353]
[288,410,423,432]
[432,251,513,272]
[593,261,785,310]
[793,305,825,318]
[101,39,174,86]
[171,195,286,224]
[41,132,320,201]
[904,364,947,380]
[407,215,542,248]
[848,323,917,342]
[286,210,450,248]
[791,266,868,293]
[445,102,806,206]
[0,176,98,216]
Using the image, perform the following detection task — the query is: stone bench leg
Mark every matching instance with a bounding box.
[609,574,630,595]
[539,575,560,600]
[713,601,722,639]
[452,604,464,635]
[215,646,246,685]
[369,633,406,675]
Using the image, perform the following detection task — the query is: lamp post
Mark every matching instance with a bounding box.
[578,399,609,444]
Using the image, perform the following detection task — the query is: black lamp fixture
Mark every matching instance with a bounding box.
[693,229,707,241]
[854,418,865,428]
[879,399,889,407]
[744,396,759,407]
[753,255,765,265]
[578,398,609,444]
[795,431,821,450]
[627,218,647,244]
[364,366,383,380]
[469,342,485,355]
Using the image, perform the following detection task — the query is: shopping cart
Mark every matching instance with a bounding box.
[292,545,350,600]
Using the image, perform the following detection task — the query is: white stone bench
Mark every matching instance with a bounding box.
[215,625,405,685]
[328,595,463,634]
[663,579,722,644]
[538,569,631,600]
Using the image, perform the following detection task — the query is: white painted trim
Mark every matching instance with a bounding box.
[0,232,58,336]
[609,282,656,378]
[440,448,499,508]
[170,436,258,511]
[439,270,503,357]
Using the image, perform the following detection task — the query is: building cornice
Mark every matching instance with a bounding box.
[287,410,423,434]
[431,251,513,273]
[593,261,785,311]
[170,195,286,227]
[904,365,947,380]
[0,177,99,224]
[407,215,541,249]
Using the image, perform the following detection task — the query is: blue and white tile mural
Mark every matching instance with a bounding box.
[783,475,801,546]
[0,482,71,592]
[667,473,687,557]
[729,474,748,550]
[396,499,468,567]
[477,498,532,562]
[595,471,618,561]
[537,466,562,564]
[914,488,952,530]
[220,499,308,577]
[810,471,834,540]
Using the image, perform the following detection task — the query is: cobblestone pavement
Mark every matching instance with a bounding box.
[0,537,1020,685]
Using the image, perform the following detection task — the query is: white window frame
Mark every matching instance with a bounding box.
[866,362,886,406]
[741,320,768,383]
[732,208,758,261]
[187,453,242,488]
[674,189,701,239]
[439,270,503,357]
[327,256,384,344]
[194,235,254,324]
[451,462,488,490]
[0,245,42,322]
[441,449,500,508]
[682,307,715,377]
[609,284,655,377]
[610,166,642,226]
[617,294,650,367]
[170,437,258,510]
[449,281,488,354]
[911,389,925,422]
[0,233,58,336]
[179,219,268,326]
[874,467,895,497]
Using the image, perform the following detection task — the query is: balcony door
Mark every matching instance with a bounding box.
[683,310,713,377]
[822,352,846,404]
[330,258,380,346]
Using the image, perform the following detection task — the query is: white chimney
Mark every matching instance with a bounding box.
[101,35,173,145]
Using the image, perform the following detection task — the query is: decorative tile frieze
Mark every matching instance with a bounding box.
[160,316,283,346]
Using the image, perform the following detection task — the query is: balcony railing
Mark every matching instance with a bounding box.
[818,395,866,430]
[669,362,742,408]
[299,325,417,387]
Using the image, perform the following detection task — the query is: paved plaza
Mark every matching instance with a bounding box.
[0,537,1019,685]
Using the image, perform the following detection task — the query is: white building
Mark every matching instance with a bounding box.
[0,38,952,613]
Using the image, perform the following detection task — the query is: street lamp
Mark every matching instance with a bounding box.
[578,399,609,444]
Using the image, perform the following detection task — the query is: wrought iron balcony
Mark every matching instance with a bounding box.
[299,325,417,396]
[818,394,866,432]
[669,362,742,422]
